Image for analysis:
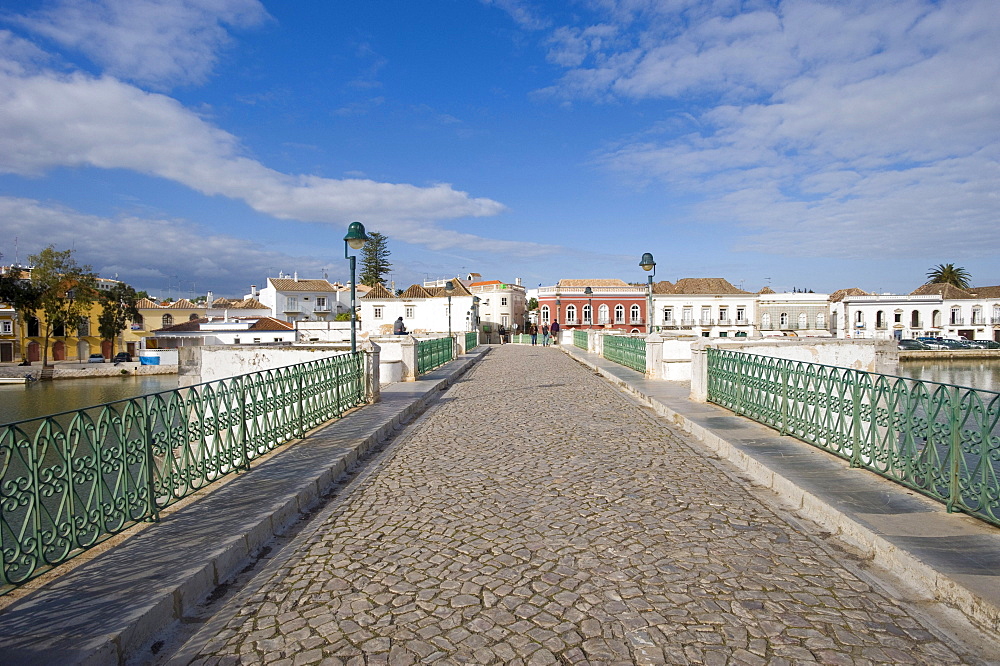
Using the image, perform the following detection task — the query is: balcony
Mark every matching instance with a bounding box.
[951,318,965,326]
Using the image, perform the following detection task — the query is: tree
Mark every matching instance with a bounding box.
[98,282,140,356]
[527,297,539,311]
[0,266,44,362]
[359,231,392,287]
[28,246,98,367]
[926,263,971,289]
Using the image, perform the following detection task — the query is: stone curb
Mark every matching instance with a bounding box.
[0,348,489,665]
[561,345,1000,635]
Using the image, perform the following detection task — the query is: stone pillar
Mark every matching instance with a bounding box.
[453,332,463,356]
[644,333,663,379]
[401,335,418,382]
[361,339,381,403]
[690,342,709,402]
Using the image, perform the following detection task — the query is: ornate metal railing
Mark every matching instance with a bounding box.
[574,330,588,349]
[603,335,646,373]
[465,332,478,351]
[417,337,453,374]
[706,348,1000,526]
[0,352,365,592]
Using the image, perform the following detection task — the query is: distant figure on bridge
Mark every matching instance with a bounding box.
[498,325,507,345]
[528,323,538,345]
[541,324,550,346]
[550,320,560,344]
[393,317,407,335]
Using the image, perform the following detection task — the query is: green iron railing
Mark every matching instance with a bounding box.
[0,352,365,592]
[465,332,478,351]
[417,337,453,374]
[603,335,646,373]
[707,348,1000,527]
[573,330,588,349]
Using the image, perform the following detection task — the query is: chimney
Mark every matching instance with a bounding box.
[515,278,522,286]
[294,272,299,282]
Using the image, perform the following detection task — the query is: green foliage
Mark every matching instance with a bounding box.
[28,246,98,366]
[98,282,140,353]
[527,297,539,311]
[335,311,352,321]
[0,266,44,361]
[359,231,392,287]
[926,263,971,289]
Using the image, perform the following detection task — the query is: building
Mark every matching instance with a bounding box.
[128,298,207,353]
[358,281,475,335]
[151,316,295,348]
[756,289,832,337]
[830,283,1000,341]
[0,303,16,362]
[653,278,757,338]
[468,279,528,333]
[537,279,649,332]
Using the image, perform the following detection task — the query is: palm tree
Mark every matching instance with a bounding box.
[926,263,971,289]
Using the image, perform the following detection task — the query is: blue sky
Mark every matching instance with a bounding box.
[0,0,998,299]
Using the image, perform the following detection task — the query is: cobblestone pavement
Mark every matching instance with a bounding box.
[174,346,992,665]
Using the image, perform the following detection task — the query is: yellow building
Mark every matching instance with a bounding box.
[126,298,207,351]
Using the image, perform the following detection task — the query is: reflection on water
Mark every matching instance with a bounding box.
[897,360,1000,393]
[0,374,181,425]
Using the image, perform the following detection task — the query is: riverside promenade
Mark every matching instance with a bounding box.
[2,344,1000,664]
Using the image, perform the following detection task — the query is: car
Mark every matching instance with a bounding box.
[88,353,105,363]
[897,339,930,350]
[112,352,132,363]
[937,339,968,350]
[916,337,948,349]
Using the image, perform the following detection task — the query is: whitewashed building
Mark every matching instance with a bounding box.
[756,289,832,338]
[653,278,758,338]
[359,281,475,336]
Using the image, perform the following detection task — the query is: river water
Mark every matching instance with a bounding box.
[0,374,181,425]
[898,359,1000,393]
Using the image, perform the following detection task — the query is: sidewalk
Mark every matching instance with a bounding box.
[560,342,1000,636]
[0,347,490,665]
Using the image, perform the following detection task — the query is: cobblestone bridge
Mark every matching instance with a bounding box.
[160,345,995,665]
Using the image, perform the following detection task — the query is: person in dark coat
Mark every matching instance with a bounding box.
[393,316,407,335]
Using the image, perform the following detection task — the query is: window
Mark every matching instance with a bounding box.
[582,304,592,324]
[132,315,144,330]
[854,311,864,326]
[275,337,283,342]
[816,313,825,328]
[615,304,625,324]
[950,308,961,325]
[286,297,298,312]
[972,307,983,324]
[875,311,885,328]
[501,315,509,327]
[373,307,383,319]
[233,337,241,344]
[719,307,728,323]
[1,321,11,334]
[894,312,902,323]
[932,310,941,327]
[501,297,508,306]
[663,307,673,322]
[253,338,261,344]
[736,306,746,322]
[682,307,693,324]
[405,306,414,318]
[631,304,641,323]
[598,304,609,324]
[77,319,89,336]
[189,313,199,321]
[566,304,577,324]
[162,314,173,327]
[316,297,327,310]
[779,312,788,327]
[541,305,550,324]
[798,313,807,329]
[701,306,711,324]
[761,313,771,328]
[911,310,920,327]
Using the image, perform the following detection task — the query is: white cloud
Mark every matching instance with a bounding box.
[13,0,270,89]
[0,67,548,255]
[0,196,317,294]
[552,0,1000,259]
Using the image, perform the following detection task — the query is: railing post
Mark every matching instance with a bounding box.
[143,397,160,522]
[850,371,863,468]
[689,342,709,402]
[362,339,381,404]
[401,334,418,382]
[779,360,789,436]
[240,376,251,471]
[948,385,961,513]
[644,333,663,379]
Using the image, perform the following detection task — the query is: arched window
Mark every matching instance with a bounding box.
[854,311,864,326]
[540,305,550,324]
[876,310,885,328]
[779,312,788,327]
[816,313,825,329]
[582,304,592,324]
[598,304,609,324]
[614,304,625,324]
[910,310,920,328]
[798,313,808,329]
[162,314,173,327]
[932,310,941,327]
[950,307,961,325]
[189,313,200,321]
[132,314,144,330]
[972,307,983,324]
[630,304,641,323]
[565,304,577,324]
[761,313,771,328]
[77,319,90,336]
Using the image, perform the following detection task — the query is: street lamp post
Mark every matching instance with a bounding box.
[584,286,593,329]
[640,252,656,333]
[344,221,370,353]
[444,280,455,337]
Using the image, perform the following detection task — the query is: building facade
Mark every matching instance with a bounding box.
[652,278,757,338]
[537,280,649,333]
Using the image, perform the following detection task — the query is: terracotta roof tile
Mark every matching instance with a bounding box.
[829,287,870,302]
[269,278,337,292]
[362,284,395,299]
[248,317,294,331]
[670,278,749,295]
[557,279,630,287]
[400,285,432,299]
[909,283,975,299]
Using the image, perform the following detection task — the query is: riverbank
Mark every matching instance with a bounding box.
[0,362,177,380]
[899,349,1000,361]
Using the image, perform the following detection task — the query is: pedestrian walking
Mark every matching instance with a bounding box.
[550,320,560,345]
[541,324,550,346]
[498,324,506,345]
[528,323,538,345]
